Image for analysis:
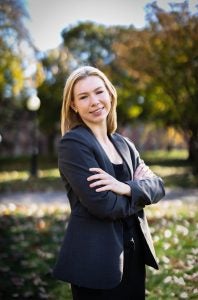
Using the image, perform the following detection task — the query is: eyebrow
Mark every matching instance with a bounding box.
[77,86,104,96]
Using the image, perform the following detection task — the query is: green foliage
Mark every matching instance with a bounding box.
[1,1,198,172]
[113,2,198,170]
[0,207,71,299]
[61,22,116,67]
[38,81,62,134]
[144,2,198,130]
[0,0,31,101]
[0,43,24,99]
[0,0,30,43]
[0,0,35,144]
[145,201,198,299]
[36,49,70,152]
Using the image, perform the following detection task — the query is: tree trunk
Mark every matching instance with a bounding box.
[47,132,56,156]
[188,131,198,175]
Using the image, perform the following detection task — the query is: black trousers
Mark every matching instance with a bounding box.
[71,223,146,300]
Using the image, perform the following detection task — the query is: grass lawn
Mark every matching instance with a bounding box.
[142,149,197,188]
[0,149,197,193]
[0,200,197,299]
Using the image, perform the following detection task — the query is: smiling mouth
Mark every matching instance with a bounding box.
[90,107,104,113]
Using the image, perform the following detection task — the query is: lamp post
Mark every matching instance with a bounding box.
[27,95,41,177]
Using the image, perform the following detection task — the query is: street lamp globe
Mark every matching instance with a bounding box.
[27,94,41,177]
[27,95,41,111]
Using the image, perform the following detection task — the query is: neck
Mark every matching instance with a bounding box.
[88,123,109,143]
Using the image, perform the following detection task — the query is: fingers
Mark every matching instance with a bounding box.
[92,185,112,192]
[87,164,155,194]
[87,168,112,192]
[89,179,111,188]
[134,163,155,180]
[87,169,107,183]
[89,168,104,173]
[134,163,149,177]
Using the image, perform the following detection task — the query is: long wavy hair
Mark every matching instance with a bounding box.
[61,66,117,136]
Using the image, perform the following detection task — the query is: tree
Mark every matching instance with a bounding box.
[0,0,30,42]
[61,22,140,124]
[114,2,198,172]
[37,48,70,154]
[37,22,134,152]
[0,0,33,141]
[61,21,116,68]
[0,0,31,99]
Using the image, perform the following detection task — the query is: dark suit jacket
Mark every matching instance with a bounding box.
[53,125,165,289]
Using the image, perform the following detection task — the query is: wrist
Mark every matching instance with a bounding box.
[122,183,131,196]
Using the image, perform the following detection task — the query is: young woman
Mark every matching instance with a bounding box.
[53,66,165,300]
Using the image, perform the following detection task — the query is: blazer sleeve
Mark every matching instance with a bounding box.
[124,137,165,211]
[58,134,142,220]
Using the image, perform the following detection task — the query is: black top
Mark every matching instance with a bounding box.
[112,161,130,183]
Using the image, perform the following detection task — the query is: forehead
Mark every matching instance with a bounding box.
[73,75,105,94]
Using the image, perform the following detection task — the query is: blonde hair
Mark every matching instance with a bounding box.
[61,66,117,136]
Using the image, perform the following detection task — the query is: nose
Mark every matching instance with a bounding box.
[90,94,100,106]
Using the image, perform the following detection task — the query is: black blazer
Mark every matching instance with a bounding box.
[53,125,165,289]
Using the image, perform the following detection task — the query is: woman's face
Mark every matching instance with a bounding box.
[72,75,112,129]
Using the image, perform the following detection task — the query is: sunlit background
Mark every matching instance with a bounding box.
[0,0,197,299]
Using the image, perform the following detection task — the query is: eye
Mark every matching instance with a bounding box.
[79,95,87,100]
[96,90,103,94]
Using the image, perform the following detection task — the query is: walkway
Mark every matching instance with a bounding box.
[0,188,197,207]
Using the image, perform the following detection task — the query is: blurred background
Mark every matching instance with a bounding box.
[0,0,197,299]
[0,0,198,180]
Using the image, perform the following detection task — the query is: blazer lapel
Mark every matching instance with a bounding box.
[110,134,133,180]
[80,126,133,178]
[82,126,116,175]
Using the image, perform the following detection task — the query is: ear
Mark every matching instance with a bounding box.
[70,101,78,113]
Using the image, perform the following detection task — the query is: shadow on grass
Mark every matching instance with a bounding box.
[0,151,190,171]
[142,149,190,167]
[1,151,197,192]
[163,173,197,188]
[146,158,191,167]
[0,155,58,172]
[0,176,64,194]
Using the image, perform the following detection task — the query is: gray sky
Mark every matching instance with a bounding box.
[26,0,197,51]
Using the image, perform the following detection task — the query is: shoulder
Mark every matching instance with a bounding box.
[61,126,93,142]
[59,126,96,150]
[112,132,136,150]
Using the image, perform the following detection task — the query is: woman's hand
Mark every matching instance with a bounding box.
[87,163,155,196]
[134,162,155,180]
[87,168,131,196]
